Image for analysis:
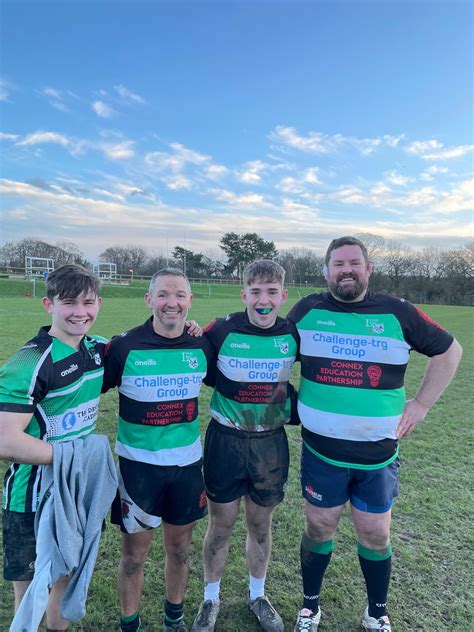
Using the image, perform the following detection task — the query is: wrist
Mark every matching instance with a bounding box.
[414,396,431,409]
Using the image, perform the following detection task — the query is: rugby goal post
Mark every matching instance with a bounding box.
[93,261,117,280]
[25,256,55,277]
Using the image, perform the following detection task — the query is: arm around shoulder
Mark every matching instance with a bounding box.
[0,411,53,464]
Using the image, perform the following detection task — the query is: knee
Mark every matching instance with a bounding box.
[206,524,232,554]
[246,517,271,545]
[358,529,390,551]
[208,513,236,542]
[121,549,148,576]
[306,513,338,542]
[165,535,192,567]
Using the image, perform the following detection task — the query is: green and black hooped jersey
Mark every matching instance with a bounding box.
[204,311,299,432]
[1,327,107,512]
[102,317,214,467]
[287,292,454,469]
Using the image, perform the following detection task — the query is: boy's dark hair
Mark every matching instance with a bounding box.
[243,259,285,287]
[45,264,101,301]
[324,236,369,265]
[148,268,191,293]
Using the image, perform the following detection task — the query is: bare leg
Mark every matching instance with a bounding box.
[351,506,391,551]
[304,501,345,541]
[13,580,31,612]
[118,530,154,616]
[244,496,275,579]
[46,576,70,630]
[202,499,240,583]
[162,521,195,603]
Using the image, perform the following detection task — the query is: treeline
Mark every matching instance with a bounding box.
[0,234,472,305]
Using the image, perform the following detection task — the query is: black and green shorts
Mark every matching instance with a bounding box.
[2,509,36,581]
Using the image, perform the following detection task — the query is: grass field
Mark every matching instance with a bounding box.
[0,288,472,631]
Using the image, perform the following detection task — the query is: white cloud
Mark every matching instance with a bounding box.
[236,160,268,184]
[270,125,331,153]
[405,139,474,161]
[303,167,321,184]
[114,84,145,104]
[422,145,474,161]
[0,132,19,141]
[39,87,71,112]
[205,164,229,180]
[15,130,87,157]
[210,188,273,209]
[420,165,449,182]
[239,171,261,184]
[385,170,412,186]
[405,139,443,155]
[270,126,404,156]
[164,175,193,190]
[277,167,321,194]
[17,131,72,148]
[431,179,474,213]
[0,80,11,101]
[43,87,62,99]
[92,100,114,118]
[145,144,210,173]
[100,140,135,160]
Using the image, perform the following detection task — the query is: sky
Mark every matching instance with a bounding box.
[0,0,472,262]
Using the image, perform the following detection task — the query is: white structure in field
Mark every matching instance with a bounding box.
[25,256,55,277]
[93,261,117,280]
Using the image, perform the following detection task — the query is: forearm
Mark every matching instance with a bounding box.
[414,339,463,410]
[0,431,53,465]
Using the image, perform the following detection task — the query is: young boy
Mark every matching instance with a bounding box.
[192,259,299,632]
[0,264,106,631]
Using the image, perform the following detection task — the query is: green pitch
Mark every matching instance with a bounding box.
[0,292,472,631]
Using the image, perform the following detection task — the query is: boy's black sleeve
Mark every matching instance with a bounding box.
[102,338,125,393]
[202,319,220,387]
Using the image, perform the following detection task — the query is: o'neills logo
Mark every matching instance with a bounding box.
[134,359,157,366]
[61,364,78,377]
[230,342,250,349]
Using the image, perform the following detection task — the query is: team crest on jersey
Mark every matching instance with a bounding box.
[182,352,198,368]
[93,353,102,366]
[273,338,289,354]
[365,318,384,334]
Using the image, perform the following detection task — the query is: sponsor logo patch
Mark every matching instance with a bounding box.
[367,364,382,387]
[61,412,77,430]
[305,484,322,501]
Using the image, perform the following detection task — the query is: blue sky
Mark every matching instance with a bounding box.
[1,0,472,261]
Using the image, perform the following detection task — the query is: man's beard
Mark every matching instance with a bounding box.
[329,274,366,301]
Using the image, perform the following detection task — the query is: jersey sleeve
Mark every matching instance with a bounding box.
[0,344,50,413]
[102,337,126,392]
[287,295,314,325]
[200,336,216,387]
[398,300,454,356]
[287,318,301,360]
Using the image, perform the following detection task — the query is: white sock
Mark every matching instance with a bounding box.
[249,574,265,600]
[204,580,221,603]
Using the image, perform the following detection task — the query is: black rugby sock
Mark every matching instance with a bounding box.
[301,533,333,612]
[164,599,184,627]
[358,542,392,619]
